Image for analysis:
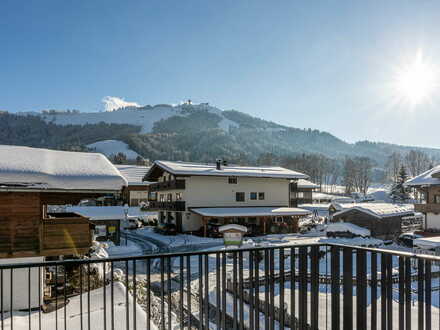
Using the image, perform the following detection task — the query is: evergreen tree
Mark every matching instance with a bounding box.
[390,165,411,202]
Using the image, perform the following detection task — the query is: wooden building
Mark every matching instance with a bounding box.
[405,166,440,230]
[116,165,151,206]
[0,145,127,258]
[331,203,415,239]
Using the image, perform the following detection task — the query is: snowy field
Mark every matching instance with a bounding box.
[0,283,155,330]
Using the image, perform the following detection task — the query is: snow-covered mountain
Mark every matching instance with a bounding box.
[39,103,238,134]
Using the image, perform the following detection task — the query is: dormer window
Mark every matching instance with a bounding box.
[228,177,238,184]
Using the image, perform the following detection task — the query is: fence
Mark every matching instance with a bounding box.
[0,243,439,329]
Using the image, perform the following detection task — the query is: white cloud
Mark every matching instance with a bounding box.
[102,96,140,112]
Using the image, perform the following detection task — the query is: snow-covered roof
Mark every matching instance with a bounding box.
[405,165,440,187]
[146,160,308,180]
[414,236,440,249]
[296,179,319,189]
[66,206,157,220]
[332,203,414,219]
[191,207,311,217]
[115,165,151,186]
[0,145,127,192]
[219,224,248,233]
[326,223,370,237]
[297,179,319,189]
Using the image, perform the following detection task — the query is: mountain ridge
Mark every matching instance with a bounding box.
[3,102,440,166]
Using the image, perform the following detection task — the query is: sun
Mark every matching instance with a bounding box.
[392,50,438,106]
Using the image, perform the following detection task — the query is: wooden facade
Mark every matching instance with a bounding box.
[0,191,94,258]
[332,208,403,239]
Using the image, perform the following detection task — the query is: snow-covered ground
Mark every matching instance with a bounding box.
[0,283,155,330]
[135,227,223,250]
[87,139,140,159]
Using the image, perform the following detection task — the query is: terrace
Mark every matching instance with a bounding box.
[0,243,438,329]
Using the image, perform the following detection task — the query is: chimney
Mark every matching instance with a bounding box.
[216,159,222,170]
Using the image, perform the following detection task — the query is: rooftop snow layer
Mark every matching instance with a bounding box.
[66,206,157,220]
[148,160,308,179]
[326,222,371,237]
[191,207,311,217]
[115,165,151,185]
[0,145,127,191]
[332,203,414,218]
[296,179,319,189]
[414,236,440,249]
[405,165,440,186]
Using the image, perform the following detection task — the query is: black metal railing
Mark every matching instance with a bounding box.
[147,201,186,211]
[0,243,439,329]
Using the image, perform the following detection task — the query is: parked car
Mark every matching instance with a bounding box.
[155,223,177,236]
[125,217,142,230]
[207,223,223,238]
[398,233,422,248]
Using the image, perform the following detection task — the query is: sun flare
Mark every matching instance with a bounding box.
[392,51,439,106]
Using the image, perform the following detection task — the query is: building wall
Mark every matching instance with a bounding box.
[426,213,440,229]
[0,256,44,311]
[185,176,289,207]
[0,192,41,257]
[154,174,290,232]
[426,186,440,203]
[333,209,402,239]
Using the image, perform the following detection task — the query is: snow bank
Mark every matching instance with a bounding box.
[0,283,153,330]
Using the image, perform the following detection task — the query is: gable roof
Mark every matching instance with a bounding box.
[332,203,414,219]
[0,145,127,192]
[405,165,440,187]
[144,160,308,181]
[115,165,151,186]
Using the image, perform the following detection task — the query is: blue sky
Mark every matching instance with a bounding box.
[2,1,440,147]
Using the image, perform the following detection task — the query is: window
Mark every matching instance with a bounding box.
[176,192,183,201]
[250,192,257,200]
[159,194,165,202]
[167,193,173,202]
[236,192,245,202]
[228,177,238,184]
[435,195,440,204]
[297,192,304,198]
[258,192,265,200]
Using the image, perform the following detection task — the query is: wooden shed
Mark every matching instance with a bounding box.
[0,145,127,258]
[331,203,415,240]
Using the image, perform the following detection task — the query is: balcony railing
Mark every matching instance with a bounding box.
[148,179,186,192]
[415,203,440,213]
[0,243,439,329]
[148,200,186,211]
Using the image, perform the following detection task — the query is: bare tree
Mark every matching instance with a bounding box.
[386,152,402,182]
[405,150,431,178]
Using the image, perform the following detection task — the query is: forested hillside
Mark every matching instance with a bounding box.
[3,105,440,171]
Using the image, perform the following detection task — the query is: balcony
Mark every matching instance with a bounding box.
[41,212,92,256]
[0,243,438,329]
[415,203,440,213]
[148,179,186,191]
[148,200,186,211]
